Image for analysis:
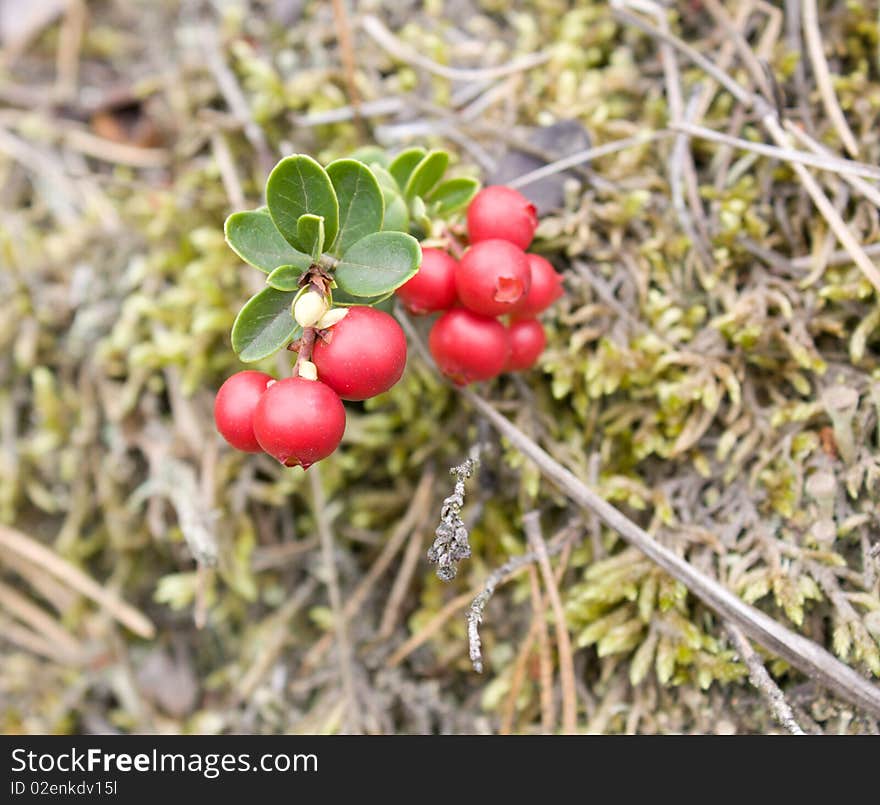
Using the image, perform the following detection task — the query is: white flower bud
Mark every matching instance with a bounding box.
[316,307,349,330]
[293,290,329,328]
[297,360,318,381]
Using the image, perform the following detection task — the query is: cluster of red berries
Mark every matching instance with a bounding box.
[397,185,563,385]
[214,306,407,468]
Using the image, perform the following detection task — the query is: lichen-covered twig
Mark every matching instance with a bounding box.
[725,622,805,735]
[428,448,481,581]
[466,525,576,672]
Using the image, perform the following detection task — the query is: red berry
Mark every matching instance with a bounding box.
[396,247,458,314]
[312,306,407,400]
[455,239,531,317]
[506,319,546,371]
[253,377,345,468]
[513,254,564,317]
[429,308,509,385]
[214,370,274,453]
[467,185,538,250]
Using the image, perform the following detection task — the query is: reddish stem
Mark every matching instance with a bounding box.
[442,226,466,259]
[294,327,317,375]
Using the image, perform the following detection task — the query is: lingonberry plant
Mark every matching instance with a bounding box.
[215,149,480,467]
[214,149,562,465]
[403,184,564,386]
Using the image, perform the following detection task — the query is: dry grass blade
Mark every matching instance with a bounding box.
[523,512,577,734]
[0,525,155,639]
[309,465,360,735]
[361,14,549,82]
[801,0,858,156]
[672,122,880,181]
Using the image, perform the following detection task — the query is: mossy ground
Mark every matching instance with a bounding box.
[1,1,879,734]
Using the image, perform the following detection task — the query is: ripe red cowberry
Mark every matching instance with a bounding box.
[252,377,345,468]
[513,254,564,317]
[455,239,531,317]
[396,247,458,314]
[312,306,407,400]
[506,318,546,371]
[467,185,538,250]
[214,370,274,453]
[429,308,509,386]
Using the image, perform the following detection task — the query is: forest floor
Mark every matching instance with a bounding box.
[1,0,879,734]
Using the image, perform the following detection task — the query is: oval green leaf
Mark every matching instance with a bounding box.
[331,287,395,307]
[266,264,308,291]
[335,231,422,297]
[231,287,302,362]
[224,210,311,274]
[382,192,410,232]
[266,155,338,252]
[348,145,390,168]
[326,159,384,255]
[372,165,410,232]
[297,214,325,261]
[404,150,449,200]
[388,147,426,189]
[428,176,480,215]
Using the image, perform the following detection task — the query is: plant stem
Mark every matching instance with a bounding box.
[294,327,317,376]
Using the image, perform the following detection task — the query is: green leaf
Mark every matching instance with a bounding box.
[404,150,449,199]
[382,194,410,232]
[296,214,325,261]
[331,287,394,307]
[326,159,384,255]
[266,264,307,291]
[266,155,338,252]
[388,147,426,188]
[348,146,389,168]
[410,195,431,236]
[335,231,422,297]
[231,287,302,362]
[224,210,311,274]
[371,166,410,232]
[428,176,480,215]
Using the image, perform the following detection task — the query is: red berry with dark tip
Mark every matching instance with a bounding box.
[252,377,345,468]
[467,185,538,250]
[506,319,546,371]
[513,254,564,317]
[455,239,531,317]
[214,370,274,453]
[396,247,458,314]
[312,306,407,400]
[428,308,509,386]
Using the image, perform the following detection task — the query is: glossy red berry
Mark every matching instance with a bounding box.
[429,308,509,386]
[396,247,458,314]
[513,254,564,317]
[506,319,546,371]
[312,306,407,400]
[252,377,345,468]
[467,185,538,250]
[455,239,531,317]
[214,370,274,453]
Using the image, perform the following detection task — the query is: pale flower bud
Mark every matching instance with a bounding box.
[293,290,329,328]
[297,360,318,381]
[316,307,349,330]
